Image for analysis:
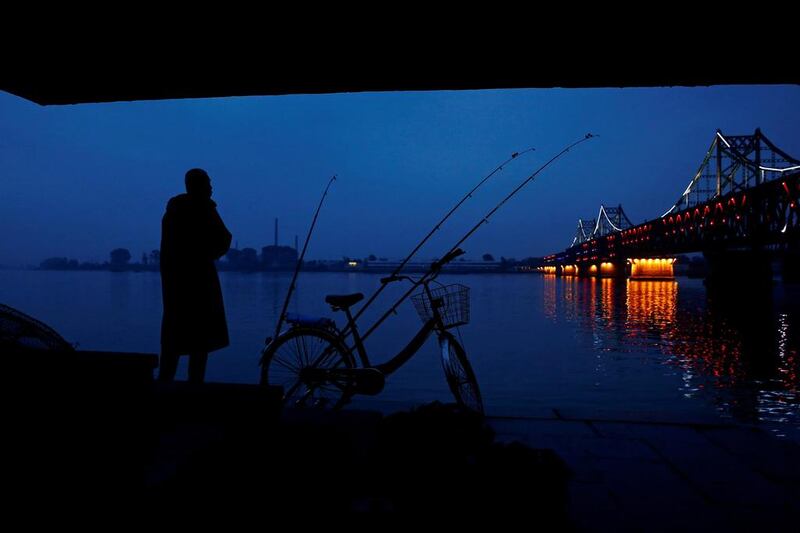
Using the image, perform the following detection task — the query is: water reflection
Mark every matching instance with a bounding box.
[2,269,797,430]
[542,275,800,429]
[542,274,557,321]
[625,280,677,330]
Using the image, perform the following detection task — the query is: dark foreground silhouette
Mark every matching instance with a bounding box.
[2,304,568,522]
[148,401,569,519]
[7,385,569,522]
[159,168,232,383]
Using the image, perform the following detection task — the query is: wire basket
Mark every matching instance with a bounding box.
[411,284,470,329]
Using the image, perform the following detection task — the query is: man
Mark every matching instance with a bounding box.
[159,168,232,383]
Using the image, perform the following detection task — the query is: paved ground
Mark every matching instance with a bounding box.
[143,393,800,527]
[145,389,800,528]
[487,410,800,531]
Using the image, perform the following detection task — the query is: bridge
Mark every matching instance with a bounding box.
[540,129,800,283]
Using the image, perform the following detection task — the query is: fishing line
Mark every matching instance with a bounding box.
[345,147,536,334]
[260,174,336,368]
[357,134,597,343]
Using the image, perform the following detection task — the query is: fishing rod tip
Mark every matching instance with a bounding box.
[512,147,535,158]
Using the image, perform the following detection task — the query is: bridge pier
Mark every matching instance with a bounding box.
[703,250,773,289]
[545,264,579,276]
[577,263,594,277]
[577,261,626,278]
[599,260,627,278]
[561,264,579,277]
[628,258,676,280]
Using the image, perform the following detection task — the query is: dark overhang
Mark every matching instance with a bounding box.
[3,33,797,105]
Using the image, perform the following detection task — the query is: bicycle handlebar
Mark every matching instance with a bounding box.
[381,274,414,284]
[381,248,466,285]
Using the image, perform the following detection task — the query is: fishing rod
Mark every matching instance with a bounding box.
[345,146,536,334]
[263,175,337,356]
[356,133,597,344]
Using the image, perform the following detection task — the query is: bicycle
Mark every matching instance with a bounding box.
[259,248,484,414]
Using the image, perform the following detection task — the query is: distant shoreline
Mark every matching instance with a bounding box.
[31,255,543,274]
[24,262,541,275]
[25,266,538,275]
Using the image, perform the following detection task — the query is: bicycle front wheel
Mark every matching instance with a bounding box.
[439,333,484,414]
[261,326,355,409]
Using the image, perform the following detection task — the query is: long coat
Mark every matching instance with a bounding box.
[160,193,232,355]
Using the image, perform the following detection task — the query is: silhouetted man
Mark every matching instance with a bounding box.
[159,168,232,383]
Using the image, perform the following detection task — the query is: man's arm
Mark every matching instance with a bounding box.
[208,206,232,260]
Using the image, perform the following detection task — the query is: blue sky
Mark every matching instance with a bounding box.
[1,85,798,266]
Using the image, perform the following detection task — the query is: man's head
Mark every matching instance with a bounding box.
[185,168,213,198]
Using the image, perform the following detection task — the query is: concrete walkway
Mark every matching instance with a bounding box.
[487,410,800,531]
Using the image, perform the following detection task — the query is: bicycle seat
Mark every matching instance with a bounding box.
[325,293,364,310]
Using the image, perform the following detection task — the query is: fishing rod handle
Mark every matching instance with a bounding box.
[432,247,466,270]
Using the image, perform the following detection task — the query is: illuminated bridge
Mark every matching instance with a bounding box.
[541,129,800,283]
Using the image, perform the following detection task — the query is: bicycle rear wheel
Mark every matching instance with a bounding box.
[439,333,484,414]
[261,326,355,409]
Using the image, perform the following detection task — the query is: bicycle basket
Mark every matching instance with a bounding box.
[411,284,470,329]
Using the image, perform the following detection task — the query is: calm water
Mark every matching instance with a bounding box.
[2,270,798,436]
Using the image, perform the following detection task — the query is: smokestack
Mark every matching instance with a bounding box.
[274,218,278,247]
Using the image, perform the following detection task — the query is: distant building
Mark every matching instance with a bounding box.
[224,248,243,269]
[261,245,298,270]
[240,248,260,270]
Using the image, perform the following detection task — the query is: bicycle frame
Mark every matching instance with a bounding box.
[332,279,448,377]
[264,264,482,411]
[262,249,470,400]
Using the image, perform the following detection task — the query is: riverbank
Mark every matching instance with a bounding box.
[8,373,797,526]
[488,408,800,530]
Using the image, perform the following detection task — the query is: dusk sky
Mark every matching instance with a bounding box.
[2,85,799,267]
